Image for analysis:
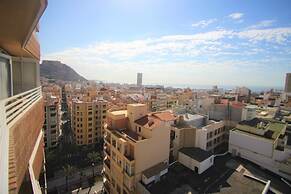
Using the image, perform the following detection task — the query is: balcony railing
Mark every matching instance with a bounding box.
[104,157,111,169]
[0,86,43,193]
[4,87,42,126]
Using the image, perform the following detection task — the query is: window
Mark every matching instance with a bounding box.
[89,134,92,138]
[138,127,141,133]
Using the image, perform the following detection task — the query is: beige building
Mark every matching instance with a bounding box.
[103,104,175,194]
[148,93,168,112]
[72,98,108,145]
[43,94,61,149]
[170,114,226,160]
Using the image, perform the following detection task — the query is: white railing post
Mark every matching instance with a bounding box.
[0,100,9,194]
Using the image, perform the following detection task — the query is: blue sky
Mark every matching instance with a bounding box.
[40,0,291,88]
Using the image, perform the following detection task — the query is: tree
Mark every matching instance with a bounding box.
[87,152,101,178]
[63,164,75,191]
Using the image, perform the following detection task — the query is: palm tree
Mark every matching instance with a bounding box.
[87,152,101,178]
[63,164,74,191]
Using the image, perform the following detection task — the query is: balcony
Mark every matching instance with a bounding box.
[103,179,111,193]
[104,133,111,144]
[0,0,47,60]
[124,153,135,162]
[0,87,44,193]
[104,157,111,169]
[104,144,111,156]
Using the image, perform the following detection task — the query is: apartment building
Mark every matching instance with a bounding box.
[0,1,47,193]
[148,93,168,112]
[137,73,142,87]
[72,98,108,145]
[229,118,291,180]
[103,104,175,194]
[170,114,226,160]
[209,101,246,127]
[43,94,61,149]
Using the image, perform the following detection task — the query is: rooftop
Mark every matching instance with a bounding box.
[145,155,290,194]
[236,118,286,140]
[179,147,212,162]
[110,110,127,116]
[143,162,168,179]
[152,111,176,121]
[135,115,161,129]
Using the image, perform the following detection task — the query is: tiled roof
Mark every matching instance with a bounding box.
[135,115,160,129]
[152,111,176,121]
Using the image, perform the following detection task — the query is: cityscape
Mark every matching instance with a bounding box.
[1,1,291,194]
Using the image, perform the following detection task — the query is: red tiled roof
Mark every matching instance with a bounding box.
[152,111,176,121]
[135,115,161,129]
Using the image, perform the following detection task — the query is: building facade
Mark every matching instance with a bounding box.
[43,94,61,149]
[229,118,291,180]
[285,73,291,93]
[103,104,175,194]
[72,98,108,145]
[137,73,142,87]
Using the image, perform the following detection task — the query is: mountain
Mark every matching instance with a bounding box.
[40,60,87,81]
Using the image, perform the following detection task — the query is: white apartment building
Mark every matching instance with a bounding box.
[170,113,226,160]
[229,118,291,181]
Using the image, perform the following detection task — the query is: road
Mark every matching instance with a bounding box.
[47,165,103,192]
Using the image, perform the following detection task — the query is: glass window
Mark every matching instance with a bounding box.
[0,54,12,99]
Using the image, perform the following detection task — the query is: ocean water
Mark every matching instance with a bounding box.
[163,84,283,93]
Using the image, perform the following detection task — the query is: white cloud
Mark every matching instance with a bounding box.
[248,20,276,29]
[237,27,291,44]
[44,26,291,85]
[228,12,244,20]
[192,18,217,28]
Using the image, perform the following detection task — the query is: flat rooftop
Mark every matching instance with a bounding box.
[109,110,127,116]
[179,147,212,162]
[236,118,286,140]
[143,162,168,179]
[145,154,291,194]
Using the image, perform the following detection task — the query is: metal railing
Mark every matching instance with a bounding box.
[3,86,42,126]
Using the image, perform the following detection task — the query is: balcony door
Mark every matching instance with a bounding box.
[0,53,12,100]
[12,57,39,95]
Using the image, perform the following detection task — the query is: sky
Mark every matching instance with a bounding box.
[39,0,291,88]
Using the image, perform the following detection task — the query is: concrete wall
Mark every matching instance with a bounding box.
[178,152,213,174]
[141,168,168,185]
[229,130,274,158]
[10,98,44,193]
[134,123,170,182]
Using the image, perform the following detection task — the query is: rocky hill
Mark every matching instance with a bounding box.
[40,60,87,81]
